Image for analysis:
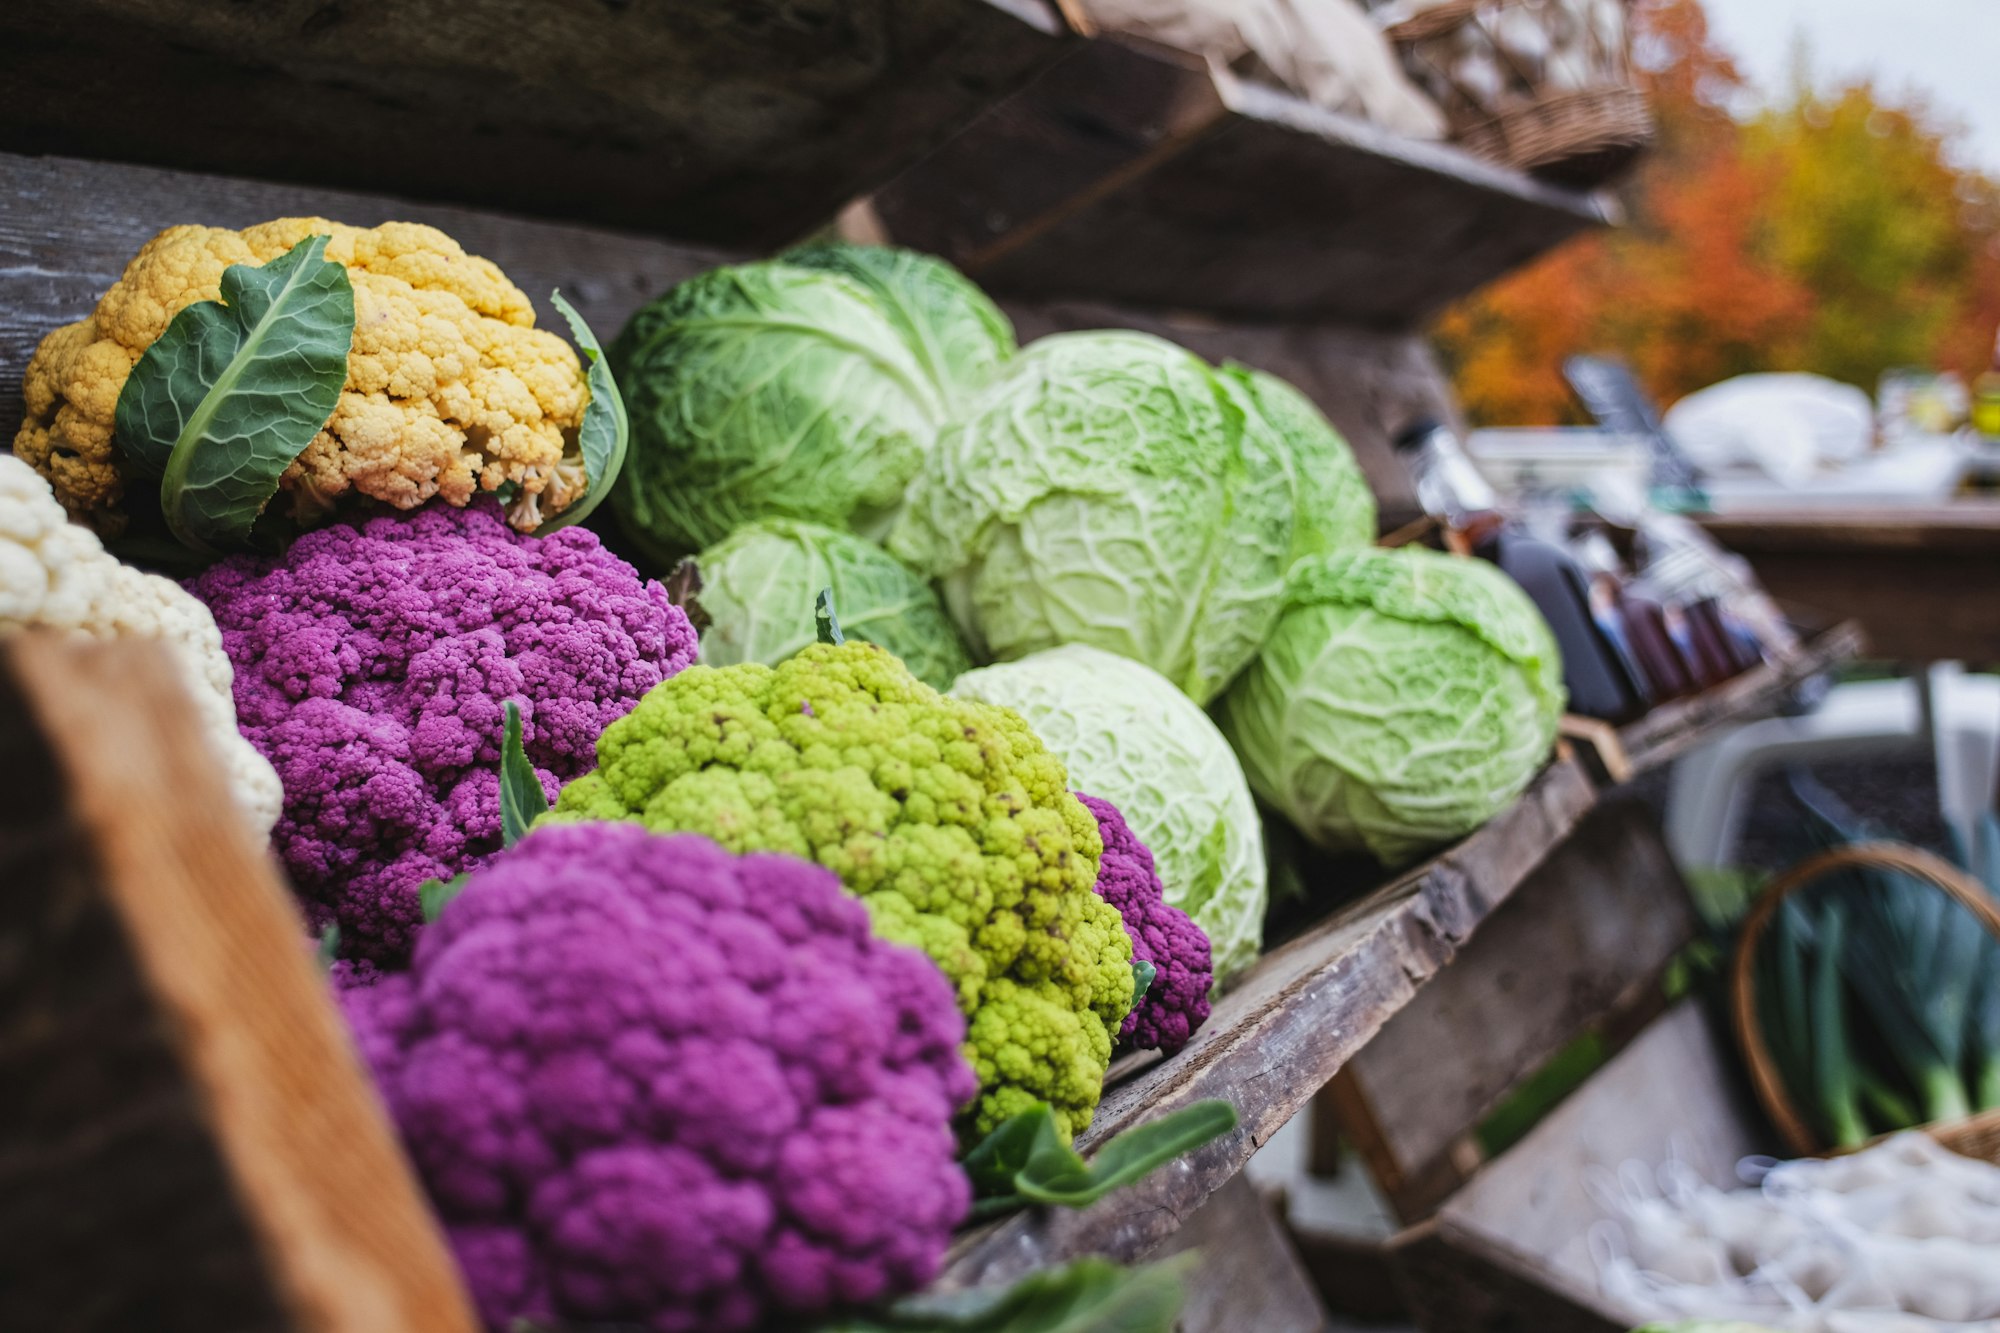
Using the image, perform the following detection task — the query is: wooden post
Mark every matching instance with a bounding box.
[0,633,476,1332]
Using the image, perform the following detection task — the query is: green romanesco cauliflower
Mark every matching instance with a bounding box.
[552,640,1134,1139]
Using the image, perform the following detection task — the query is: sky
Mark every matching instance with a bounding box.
[1699,0,2000,176]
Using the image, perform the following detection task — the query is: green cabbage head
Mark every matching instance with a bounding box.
[608,247,1013,564]
[694,518,971,690]
[890,331,1308,705]
[952,643,1268,983]
[1216,546,1564,867]
[1220,363,1375,556]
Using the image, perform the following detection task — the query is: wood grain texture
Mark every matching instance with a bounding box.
[1152,1176,1329,1333]
[876,35,1608,326]
[1406,1002,1764,1331]
[0,633,475,1333]
[939,754,1598,1287]
[1616,621,1867,773]
[0,150,737,455]
[0,0,1068,246]
[1329,799,1699,1222]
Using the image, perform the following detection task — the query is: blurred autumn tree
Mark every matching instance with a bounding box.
[1435,0,2000,425]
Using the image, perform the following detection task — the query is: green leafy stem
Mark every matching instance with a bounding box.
[962,1099,1237,1220]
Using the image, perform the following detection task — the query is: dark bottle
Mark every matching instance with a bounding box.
[1394,420,1649,723]
[1618,584,1698,702]
[1641,545,1764,688]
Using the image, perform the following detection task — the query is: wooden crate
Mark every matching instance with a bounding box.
[1390,1000,1767,1332]
[0,633,475,1331]
[1323,798,1702,1223]
[1296,797,1778,1331]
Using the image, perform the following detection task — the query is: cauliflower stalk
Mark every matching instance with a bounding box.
[0,454,280,836]
[15,217,593,535]
[552,640,1135,1140]
[188,502,698,962]
[341,823,975,1332]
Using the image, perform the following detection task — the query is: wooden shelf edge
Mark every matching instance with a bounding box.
[938,754,1598,1288]
[874,31,1612,326]
[1210,70,1611,226]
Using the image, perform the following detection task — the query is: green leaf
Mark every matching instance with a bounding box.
[1130,960,1156,1010]
[1016,1100,1236,1208]
[964,1100,1236,1218]
[962,1104,1065,1202]
[315,923,341,972]
[500,702,549,847]
[532,290,629,533]
[816,587,846,645]
[829,1256,1191,1333]
[420,872,472,924]
[115,234,354,553]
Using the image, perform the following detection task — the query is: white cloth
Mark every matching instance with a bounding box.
[1664,373,1877,489]
[1080,0,1448,137]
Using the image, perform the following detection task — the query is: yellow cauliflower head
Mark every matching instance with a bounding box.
[13,218,590,535]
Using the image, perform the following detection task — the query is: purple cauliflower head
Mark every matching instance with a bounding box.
[1076,792,1212,1055]
[340,822,976,1332]
[189,502,696,962]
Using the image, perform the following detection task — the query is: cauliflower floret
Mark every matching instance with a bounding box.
[1076,792,1212,1056]
[551,639,1135,1140]
[0,454,281,837]
[13,217,588,535]
[340,823,975,1332]
[187,501,699,963]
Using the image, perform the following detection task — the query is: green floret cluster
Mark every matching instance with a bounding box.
[553,639,1135,1139]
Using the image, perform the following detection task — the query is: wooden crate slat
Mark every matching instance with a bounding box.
[1327,798,1700,1223]
[0,633,475,1332]
[0,150,736,445]
[1151,1175,1328,1333]
[1404,1000,1765,1330]
[0,0,1070,247]
[875,35,1610,326]
[940,753,1599,1287]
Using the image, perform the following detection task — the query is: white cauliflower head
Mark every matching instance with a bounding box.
[0,454,282,838]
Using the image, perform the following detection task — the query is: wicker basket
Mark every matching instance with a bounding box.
[1383,0,1653,185]
[1728,841,2000,1165]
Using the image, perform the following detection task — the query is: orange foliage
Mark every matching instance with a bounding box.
[1435,0,2000,425]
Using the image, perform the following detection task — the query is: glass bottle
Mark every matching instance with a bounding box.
[1394,420,1649,723]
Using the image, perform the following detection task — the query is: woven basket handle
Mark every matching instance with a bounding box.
[1728,841,2000,1156]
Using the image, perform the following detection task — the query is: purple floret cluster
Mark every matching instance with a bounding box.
[341,823,976,1332]
[1077,792,1213,1055]
[189,502,696,962]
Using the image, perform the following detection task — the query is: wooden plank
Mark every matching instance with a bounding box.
[0,633,474,1331]
[1437,1001,1765,1301]
[1390,1217,1626,1333]
[1699,509,2000,663]
[1152,1176,1329,1333]
[1327,799,1699,1222]
[0,150,735,446]
[938,753,1598,1287]
[1617,621,1867,774]
[876,35,1609,327]
[0,0,1071,246]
